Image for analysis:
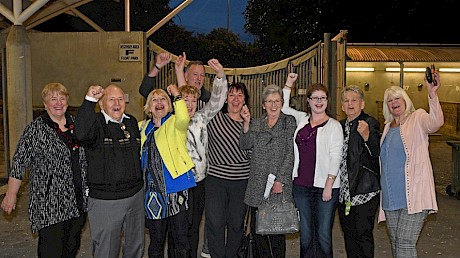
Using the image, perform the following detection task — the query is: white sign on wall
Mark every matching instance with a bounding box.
[119,43,140,61]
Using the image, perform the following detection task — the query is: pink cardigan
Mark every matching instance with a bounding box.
[378,95,444,223]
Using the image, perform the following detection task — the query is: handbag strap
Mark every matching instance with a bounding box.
[266,191,288,204]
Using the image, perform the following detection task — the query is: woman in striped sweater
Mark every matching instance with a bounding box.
[205,82,251,258]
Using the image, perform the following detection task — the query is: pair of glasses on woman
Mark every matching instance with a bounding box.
[309,96,328,102]
[120,123,131,139]
[265,100,282,105]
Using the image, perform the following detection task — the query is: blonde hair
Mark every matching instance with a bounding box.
[179,85,200,99]
[383,86,415,124]
[41,83,69,102]
[144,89,172,117]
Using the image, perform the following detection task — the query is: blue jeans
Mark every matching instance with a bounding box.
[292,184,338,258]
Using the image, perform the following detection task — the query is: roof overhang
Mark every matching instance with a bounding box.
[347,43,460,62]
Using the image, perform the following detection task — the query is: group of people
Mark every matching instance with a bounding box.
[0,50,443,258]
[274,69,442,258]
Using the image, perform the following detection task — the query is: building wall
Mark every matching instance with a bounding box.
[28,31,147,119]
[1,31,147,119]
[346,61,460,136]
[0,31,147,177]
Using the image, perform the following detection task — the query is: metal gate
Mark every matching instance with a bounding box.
[148,31,347,119]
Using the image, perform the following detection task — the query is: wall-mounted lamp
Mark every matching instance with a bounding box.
[439,68,460,72]
[364,82,370,91]
[346,67,375,72]
[385,67,426,72]
[418,83,423,91]
[386,67,460,72]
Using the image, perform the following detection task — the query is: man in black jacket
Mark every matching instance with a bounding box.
[338,85,381,258]
[75,85,144,258]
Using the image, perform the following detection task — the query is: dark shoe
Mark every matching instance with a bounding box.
[149,253,163,258]
[168,248,176,258]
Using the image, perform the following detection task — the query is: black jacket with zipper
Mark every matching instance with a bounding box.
[340,112,381,196]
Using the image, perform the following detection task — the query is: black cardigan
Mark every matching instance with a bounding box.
[74,100,143,200]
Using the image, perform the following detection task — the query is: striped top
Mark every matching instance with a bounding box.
[197,99,206,110]
[207,111,251,180]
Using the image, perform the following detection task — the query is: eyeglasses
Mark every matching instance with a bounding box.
[265,100,282,105]
[309,96,328,102]
[120,123,131,140]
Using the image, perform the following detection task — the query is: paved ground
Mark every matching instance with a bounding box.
[1,134,460,257]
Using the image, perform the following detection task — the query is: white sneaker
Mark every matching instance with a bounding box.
[200,250,211,258]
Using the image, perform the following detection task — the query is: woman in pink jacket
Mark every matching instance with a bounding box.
[379,69,444,258]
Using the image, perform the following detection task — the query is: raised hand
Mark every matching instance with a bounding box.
[241,104,251,133]
[156,52,172,69]
[285,73,298,88]
[87,85,104,100]
[175,52,186,72]
[167,84,180,97]
[240,104,251,123]
[208,59,225,78]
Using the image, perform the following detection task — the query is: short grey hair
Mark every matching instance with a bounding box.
[262,84,283,103]
[341,85,364,102]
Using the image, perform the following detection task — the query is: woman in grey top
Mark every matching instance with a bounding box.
[240,84,296,257]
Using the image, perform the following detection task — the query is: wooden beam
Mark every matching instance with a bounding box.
[69,8,104,32]
[24,0,93,30]
[146,0,193,38]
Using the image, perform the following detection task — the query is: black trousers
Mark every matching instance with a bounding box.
[37,213,87,258]
[249,206,286,258]
[338,195,380,258]
[188,179,206,258]
[205,176,248,258]
[147,210,189,257]
[168,180,206,258]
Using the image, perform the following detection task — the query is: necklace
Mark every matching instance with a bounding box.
[53,122,79,151]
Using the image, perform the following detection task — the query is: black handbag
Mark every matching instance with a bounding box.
[238,209,255,258]
[255,194,300,235]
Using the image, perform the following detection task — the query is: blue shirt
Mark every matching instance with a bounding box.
[380,126,407,210]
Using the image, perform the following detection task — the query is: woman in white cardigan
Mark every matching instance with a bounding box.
[282,73,343,258]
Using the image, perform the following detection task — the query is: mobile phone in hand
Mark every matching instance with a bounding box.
[425,66,433,83]
[425,64,437,86]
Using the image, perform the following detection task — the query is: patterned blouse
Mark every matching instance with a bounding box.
[9,113,88,232]
[186,76,228,182]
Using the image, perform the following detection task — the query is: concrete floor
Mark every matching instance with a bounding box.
[1,135,460,257]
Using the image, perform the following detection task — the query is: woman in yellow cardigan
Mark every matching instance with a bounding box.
[139,84,195,258]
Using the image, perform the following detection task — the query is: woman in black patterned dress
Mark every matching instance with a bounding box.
[1,83,88,258]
